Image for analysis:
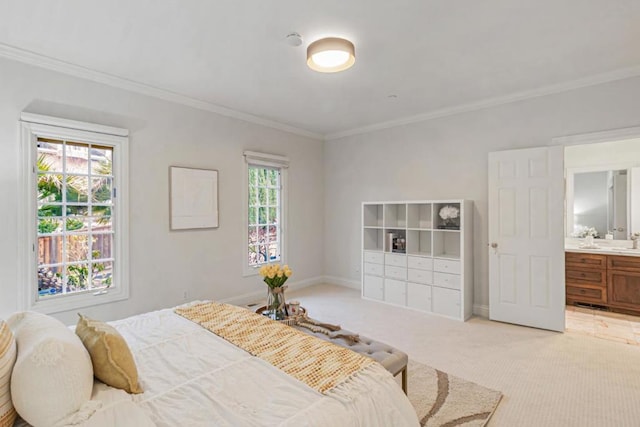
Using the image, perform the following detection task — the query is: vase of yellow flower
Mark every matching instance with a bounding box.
[258,264,293,320]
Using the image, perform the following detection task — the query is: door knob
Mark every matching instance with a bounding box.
[490,243,498,249]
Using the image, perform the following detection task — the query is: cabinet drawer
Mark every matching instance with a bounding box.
[408,256,433,271]
[385,265,407,280]
[385,253,407,267]
[608,255,640,273]
[433,272,461,290]
[407,283,432,312]
[384,279,407,306]
[364,262,384,276]
[408,268,432,285]
[565,252,606,269]
[566,285,606,304]
[432,287,461,318]
[364,251,384,265]
[565,268,606,287]
[363,275,383,300]
[434,259,461,274]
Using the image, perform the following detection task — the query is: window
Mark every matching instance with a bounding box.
[20,114,129,313]
[243,151,288,275]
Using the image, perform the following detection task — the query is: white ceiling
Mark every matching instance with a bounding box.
[1,0,639,138]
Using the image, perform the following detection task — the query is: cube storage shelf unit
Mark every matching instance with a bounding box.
[362,200,473,321]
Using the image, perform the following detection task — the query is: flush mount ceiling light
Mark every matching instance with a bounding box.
[306,37,355,73]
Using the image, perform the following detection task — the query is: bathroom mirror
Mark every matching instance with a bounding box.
[565,138,640,239]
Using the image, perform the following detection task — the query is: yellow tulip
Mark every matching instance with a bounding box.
[277,270,284,278]
[284,269,292,278]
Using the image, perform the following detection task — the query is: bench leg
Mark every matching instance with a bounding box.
[401,366,407,395]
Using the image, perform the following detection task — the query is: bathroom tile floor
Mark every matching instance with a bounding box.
[566,305,640,345]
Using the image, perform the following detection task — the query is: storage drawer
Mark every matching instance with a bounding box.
[433,272,461,290]
[565,252,606,269]
[364,251,384,265]
[565,268,606,287]
[432,287,461,318]
[608,255,640,273]
[385,265,407,280]
[407,283,432,312]
[566,285,606,304]
[408,268,432,285]
[384,279,407,306]
[433,259,461,274]
[408,256,433,271]
[364,262,384,276]
[385,253,407,267]
[363,275,383,300]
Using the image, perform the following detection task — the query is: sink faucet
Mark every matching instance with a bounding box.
[631,233,640,250]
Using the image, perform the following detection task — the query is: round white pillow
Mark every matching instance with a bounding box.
[8,312,93,427]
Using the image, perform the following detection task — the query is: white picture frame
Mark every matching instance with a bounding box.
[170,166,219,230]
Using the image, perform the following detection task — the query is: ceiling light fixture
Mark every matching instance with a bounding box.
[306,37,355,73]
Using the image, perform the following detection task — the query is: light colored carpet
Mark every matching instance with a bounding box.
[286,284,640,427]
[398,360,502,427]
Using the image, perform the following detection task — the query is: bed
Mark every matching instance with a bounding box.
[2,302,419,427]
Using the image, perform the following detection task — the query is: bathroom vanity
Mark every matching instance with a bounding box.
[566,245,640,314]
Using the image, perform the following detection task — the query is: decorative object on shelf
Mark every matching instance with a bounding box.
[259,264,292,320]
[438,205,460,230]
[571,225,599,238]
[631,232,640,249]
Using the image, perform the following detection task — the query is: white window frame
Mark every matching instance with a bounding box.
[18,113,130,314]
[243,150,289,277]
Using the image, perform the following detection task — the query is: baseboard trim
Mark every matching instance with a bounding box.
[473,304,489,318]
[218,275,324,306]
[322,276,361,290]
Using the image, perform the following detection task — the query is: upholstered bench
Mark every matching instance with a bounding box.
[292,325,409,393]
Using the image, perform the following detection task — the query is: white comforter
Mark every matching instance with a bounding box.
[111,307,419,427]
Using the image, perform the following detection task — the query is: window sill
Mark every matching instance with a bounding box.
[28,286,129,315]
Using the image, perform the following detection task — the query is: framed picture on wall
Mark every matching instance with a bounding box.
[169,166,219,230]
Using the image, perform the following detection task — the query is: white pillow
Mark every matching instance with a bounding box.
[8,312,93,427]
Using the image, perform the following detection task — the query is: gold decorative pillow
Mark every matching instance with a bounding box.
[75,314,143,394]
[0,320,17,427]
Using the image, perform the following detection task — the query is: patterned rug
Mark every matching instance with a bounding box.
[397,360,503,427]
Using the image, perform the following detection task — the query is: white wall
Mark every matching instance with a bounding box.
[0,57,324,324]
[324,76,640,312]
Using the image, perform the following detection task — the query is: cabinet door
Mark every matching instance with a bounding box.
[363,275,384,301]
[432,287,461,319]
[608,269,640,310]
[384,279,407,306]
[407,283,432,312]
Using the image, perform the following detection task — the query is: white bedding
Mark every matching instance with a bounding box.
[115,307,418,426]
[14,307,418,426]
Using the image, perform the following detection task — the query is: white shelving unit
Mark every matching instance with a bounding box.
[362,200,473,321]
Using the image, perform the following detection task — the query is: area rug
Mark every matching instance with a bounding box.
[397,360,503,427]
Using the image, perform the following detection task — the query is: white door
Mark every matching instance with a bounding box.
[488,146,565,332]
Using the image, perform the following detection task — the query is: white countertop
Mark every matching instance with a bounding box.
[565,238,640,257]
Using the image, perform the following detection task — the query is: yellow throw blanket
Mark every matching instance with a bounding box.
[175,302,375,394]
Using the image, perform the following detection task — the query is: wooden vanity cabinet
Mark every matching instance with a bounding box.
[607,256,640,312]
[565,253,607,305]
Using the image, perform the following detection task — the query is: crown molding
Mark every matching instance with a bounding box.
[325,65,640,141]
[0,43,323,141]
[3,42,640,143]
